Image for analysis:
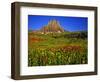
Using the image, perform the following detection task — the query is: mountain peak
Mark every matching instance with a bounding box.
[40,20,64,34]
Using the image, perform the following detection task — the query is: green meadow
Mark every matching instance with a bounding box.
[28,31,87,66]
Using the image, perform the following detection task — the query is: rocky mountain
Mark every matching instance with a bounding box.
[40,20,65,34]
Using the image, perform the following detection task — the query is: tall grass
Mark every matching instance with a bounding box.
[28,32,88,66]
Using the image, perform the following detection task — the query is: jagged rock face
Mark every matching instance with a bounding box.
[40,20,64,34]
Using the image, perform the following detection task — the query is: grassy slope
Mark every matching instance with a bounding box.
[28,32,87,66]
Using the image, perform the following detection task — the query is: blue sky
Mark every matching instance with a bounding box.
[28,15,88,32]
